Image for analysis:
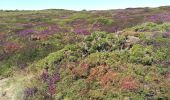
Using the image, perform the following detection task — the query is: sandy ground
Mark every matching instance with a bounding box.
[0,74,34,100]
[0,78,13,100]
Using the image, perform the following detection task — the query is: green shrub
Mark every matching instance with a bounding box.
[83,31,126,55]
[129,44,153,65]
[126,22,170,32]
[35,49,65,70]
[88,90,104,99]
[95,17,113,25]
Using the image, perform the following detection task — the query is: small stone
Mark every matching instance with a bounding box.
[2,92,6,96]
[124,97,130,100]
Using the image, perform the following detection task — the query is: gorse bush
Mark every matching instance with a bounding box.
[129,44,153,65]
[127,22,170,32]
[83,31,126,54]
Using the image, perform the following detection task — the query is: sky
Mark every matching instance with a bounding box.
[0,0,170,11]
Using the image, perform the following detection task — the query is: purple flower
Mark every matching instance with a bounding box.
[48,84,56,95]
[46,73,60,85]
[41,71,49,82]
[23,87,38,100]
[74,28,90,35]
[145,13,170,23]
[51,73,60,84]
[19,29,36,36]
[41,29,51,34]
[41,70,60,96]
[162,32,170,38]
[47,73,60,95]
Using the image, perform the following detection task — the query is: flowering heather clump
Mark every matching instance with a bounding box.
[48,84,56,96]
[0,33,5,41]
[145,13,170,23]
[87,65,120,90]
[114,11,129,22]
[162,32,170,38]
[19,29,36,36]
[41,70,60,96]
[100,71,119,87]
[72,63,89,77]
[88,65,109,81]
[121,77,138,90]
[23,87,38,100]
[4,42,22,53]
[47,73,60,95]
[41,29,51,34]
[37,25,62,35]
[41,70,49,82]
[59,27,69,33]
[47,72,60,84]
[92,22,102,30]
[74,28,90,35]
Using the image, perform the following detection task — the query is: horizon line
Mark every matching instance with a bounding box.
[0,5,170,11]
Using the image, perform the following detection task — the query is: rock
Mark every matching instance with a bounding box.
[124,36,140,49]
[30,35,40,41]
[2,92,6,96]
[0,77,3,80]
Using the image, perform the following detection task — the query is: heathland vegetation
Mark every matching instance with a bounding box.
[0,6,170,100]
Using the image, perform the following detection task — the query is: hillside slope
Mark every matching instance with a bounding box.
[0,6,170,100]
